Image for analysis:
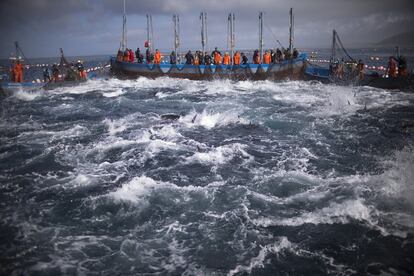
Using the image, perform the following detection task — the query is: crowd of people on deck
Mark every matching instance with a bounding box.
[116,46,300,66]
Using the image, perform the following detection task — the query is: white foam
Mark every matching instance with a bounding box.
[103,118,127,135]
[110,176,159,203]
[102,89,124,98]
[252,199,374,227]
[228,237,292,276]
[185,143,252,165]
[13,90,42,101]
[180,109,247,129]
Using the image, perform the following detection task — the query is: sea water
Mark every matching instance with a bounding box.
[1,61,414,275]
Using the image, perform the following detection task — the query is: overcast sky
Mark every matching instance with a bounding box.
[0,0,413,58]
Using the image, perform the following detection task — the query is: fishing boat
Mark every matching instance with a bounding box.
[111,2,306,81]
[305,30,414,91]
[43,48,87,90]
[0,42,45,93]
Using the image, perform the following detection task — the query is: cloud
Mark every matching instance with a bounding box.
[0,0,413,58]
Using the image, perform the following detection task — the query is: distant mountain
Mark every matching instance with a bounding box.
[377,30,414,46]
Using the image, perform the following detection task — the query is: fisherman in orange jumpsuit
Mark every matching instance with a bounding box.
[223,52,230,65]
[387,56,397,78]
[214,52,222,65]
[263,51,271,64]
[13,60,24,83]
[233,51,241,65]
[154,49,161,64]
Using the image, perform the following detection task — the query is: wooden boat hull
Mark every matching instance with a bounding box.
[110,56,307,81]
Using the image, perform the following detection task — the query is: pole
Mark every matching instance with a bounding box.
[205,13,208,53]
[228,13,235,63]
[173,14,180,64]
[150,14,154,51]
[232,13,235,61]
[146,14,150,51]
[331,29,336,63]
[200,12,205,55]
[121,0,126,51]
[259,12,263,61]
[227,14,230,53]
[289,8,294,55]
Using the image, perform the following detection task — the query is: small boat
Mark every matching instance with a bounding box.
[0,42,45,94]
[43,48,88,90]
[305,30,414,91]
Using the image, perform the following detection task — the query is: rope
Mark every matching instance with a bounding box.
[264,23,285,49]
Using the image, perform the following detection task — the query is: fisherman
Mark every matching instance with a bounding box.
[283,48,291,60]
[387,56,398,78]
[123,50,129,62]
[398,55,408,77]
[75,60,87,79]
[129,49,135,62]
[194,51,200,65]
[263,50,271,64]
[116,50,123,62]
[154,49,161,64]
[241,53,248,65]
[135,48,142,63]
[213,51,222,65]
[146,48,152,64]
[170,51,177,64]
[13,60,23,83]
[204,52,212,65]
[270,50,276,63]
[357,59,365,80]
[198,51,204,65]
[211,47,221,59]
[276,48,283,62]
[292,48,299,59]
[233,51,241,65]
[223,52,231,65]
[52,64,60,82]
[185,51,194,65]
[43,66,50,83]
[253,50,261,64]
[336,58,345,79]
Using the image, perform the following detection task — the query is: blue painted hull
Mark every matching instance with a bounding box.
[110,55,307,81]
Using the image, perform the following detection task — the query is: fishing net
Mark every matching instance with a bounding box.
[329,30,359,83]
[57,48,82,81]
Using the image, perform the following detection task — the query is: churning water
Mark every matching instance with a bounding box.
[1,77,414,275]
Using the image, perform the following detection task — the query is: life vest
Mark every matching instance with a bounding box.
[223,54,230,65]
[154,51,161,64]
[263,53,271,64]
[233,53,240,65]
[194,56,199,65]
[214,52,221,64]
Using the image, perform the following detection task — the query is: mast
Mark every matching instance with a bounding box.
[259,12,263,61]
[289,8,294,55]
[173,14,180,63]
[331,29,337,63]
[146,14,153,52]
[121,0,126,51]
[227,13,235,63]
[200,12,208,54]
